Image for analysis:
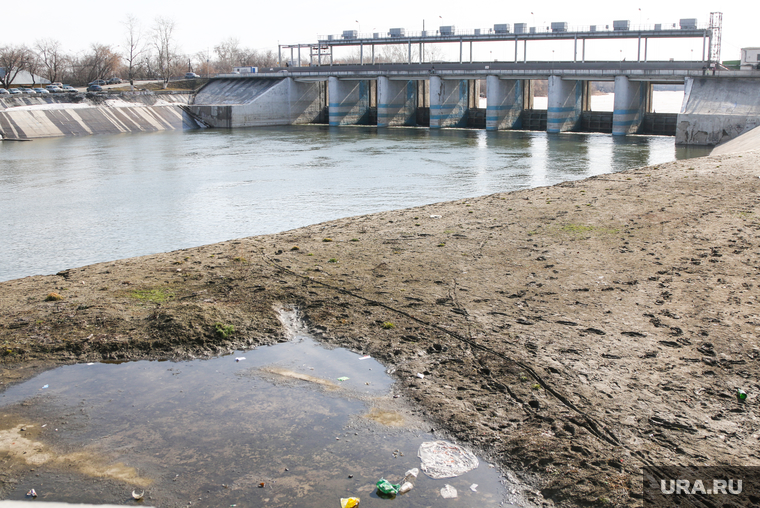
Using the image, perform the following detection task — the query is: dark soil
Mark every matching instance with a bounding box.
[2,151,760,507]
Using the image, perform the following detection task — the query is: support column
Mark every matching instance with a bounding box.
[547,75,583,133]
[429,76,469,128]
[328,77,371,126]
[485,76,524,130]
[377,77,417,127]
[612,75,648,136]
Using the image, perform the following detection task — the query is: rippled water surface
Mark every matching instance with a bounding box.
[0,125,710,281]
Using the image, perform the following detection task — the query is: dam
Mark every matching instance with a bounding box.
[2,15,759,145]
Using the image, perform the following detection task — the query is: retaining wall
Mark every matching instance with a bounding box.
[190,78,324,128]
[676,77,760,145]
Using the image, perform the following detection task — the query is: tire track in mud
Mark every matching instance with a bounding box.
[260,252,626,451]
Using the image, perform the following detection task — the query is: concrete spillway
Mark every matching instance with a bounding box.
[189,78,325,128]
[676,78,760,145]
[0,94,196,140]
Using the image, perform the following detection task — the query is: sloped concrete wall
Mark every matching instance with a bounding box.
[190,78,323,128]
[0,95,196,140]
[676,77,760,145]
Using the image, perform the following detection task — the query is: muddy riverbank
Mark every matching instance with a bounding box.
[2,150,760,506]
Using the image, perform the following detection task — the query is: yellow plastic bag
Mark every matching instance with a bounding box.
[340,497,360,508]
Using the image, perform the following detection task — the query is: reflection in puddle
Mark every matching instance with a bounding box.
[0,310,516,507]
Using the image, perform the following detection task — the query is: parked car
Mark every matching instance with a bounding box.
[106,77,122,84]
[33,88,50,94]
[46,85,63,93]
[61,85,77,93]
[0,88,9,94]
[8,88,22,94]
[185,72,200,79]
[87,84,102,92]
[52,82,63,87]
[89,79,106,86]
[21,88,35,94]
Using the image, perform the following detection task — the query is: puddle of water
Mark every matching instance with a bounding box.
[0,310,516,507]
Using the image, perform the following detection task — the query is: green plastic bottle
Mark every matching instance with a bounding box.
[737,389,747,401]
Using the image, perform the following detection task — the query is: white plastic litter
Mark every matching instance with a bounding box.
[440,484,457,499]
[416,373,425,379]
[418,440,479,479]
[430,215,442,219]
[399,482,414,494]
[404,468,419,478]
[470,483,478,492]
[235,357,246,362]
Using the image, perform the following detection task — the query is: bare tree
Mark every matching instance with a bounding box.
[152,17,178,88]
[0,45,33,88]
[214,37,243,73]
[80,44,121,83]
[213,39,279,71]
[35,39,66,84]
[123,14,145,90]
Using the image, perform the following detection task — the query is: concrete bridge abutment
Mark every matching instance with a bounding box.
[612,76,650,136]
[328,77,371,126]
[377,77,417,127]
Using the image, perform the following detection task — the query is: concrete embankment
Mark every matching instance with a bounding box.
[0,93,198,140]
[676,77,760,145]
[190,78,326,127]
[711,124,760,155]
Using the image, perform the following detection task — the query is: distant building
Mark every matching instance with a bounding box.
[740,48,760,70]
[3,69,51,85]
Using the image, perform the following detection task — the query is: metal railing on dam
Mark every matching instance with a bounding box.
[219,61,743,83]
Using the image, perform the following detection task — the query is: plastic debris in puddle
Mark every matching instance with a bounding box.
[440,484,457,499]
[418,440,479,479]
[340,497,360,508]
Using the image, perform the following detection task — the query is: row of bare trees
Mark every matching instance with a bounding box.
[0,16,279,89]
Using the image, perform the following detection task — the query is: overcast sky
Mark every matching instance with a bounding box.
[2,0,754,63]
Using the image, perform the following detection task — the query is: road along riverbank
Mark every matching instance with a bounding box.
[2,151,759,506]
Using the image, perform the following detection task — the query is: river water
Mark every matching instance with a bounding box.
[0,124,710,282]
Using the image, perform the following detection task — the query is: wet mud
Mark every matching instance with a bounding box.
[2,152,760,506]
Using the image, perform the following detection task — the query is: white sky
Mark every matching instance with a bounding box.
[2,0,754,64]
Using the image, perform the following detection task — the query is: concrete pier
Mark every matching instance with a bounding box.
[328,77,370,126]
[377,77,417,127]
[429,76,469,129]
[485,76,524,130]
[547,76,584,133]
[612,76,649,136]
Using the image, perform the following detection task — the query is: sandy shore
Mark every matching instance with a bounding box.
[2,150,760,506]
